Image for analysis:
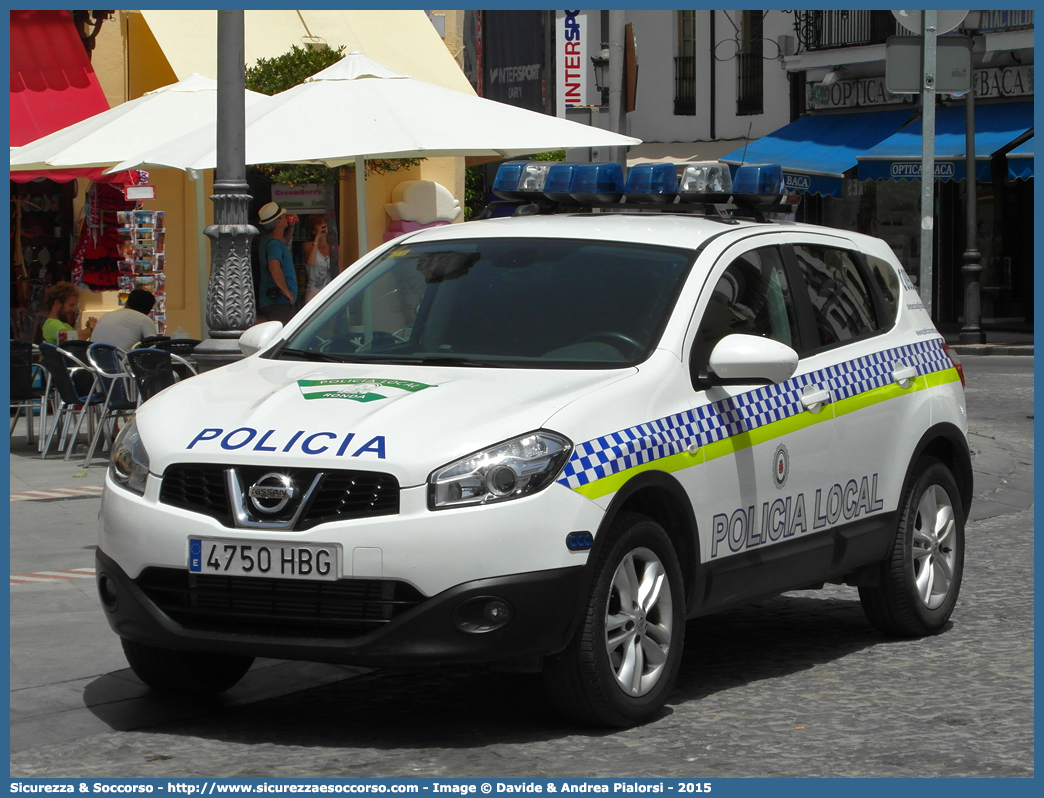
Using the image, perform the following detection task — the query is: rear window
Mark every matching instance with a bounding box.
[865,254,902,323]
[793,244,879,348]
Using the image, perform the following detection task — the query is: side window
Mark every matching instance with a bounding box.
[793,244,878,348]
[696,246,799,357]
[865,254,901,323]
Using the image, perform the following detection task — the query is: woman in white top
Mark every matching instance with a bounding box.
[303,214,332,303]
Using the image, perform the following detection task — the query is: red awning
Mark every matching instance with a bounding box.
[9,9,129,184]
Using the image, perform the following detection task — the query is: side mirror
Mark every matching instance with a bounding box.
[238,321,284,356]
[707,334,798,385]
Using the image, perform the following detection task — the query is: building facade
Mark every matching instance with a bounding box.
[780,10,1034,329]
[538,9,1033,329]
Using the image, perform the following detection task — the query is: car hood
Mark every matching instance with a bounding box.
[137,356,637,486]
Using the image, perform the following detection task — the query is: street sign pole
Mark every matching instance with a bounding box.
[606,9,627,174]
[918,10,937,317]
[960,78,986,343]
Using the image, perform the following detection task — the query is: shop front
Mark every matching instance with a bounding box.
[727,62,1034,330]
[855,101,1034,326]
[9,10,140,341]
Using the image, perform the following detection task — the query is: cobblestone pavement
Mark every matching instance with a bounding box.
[10,502,1033,778]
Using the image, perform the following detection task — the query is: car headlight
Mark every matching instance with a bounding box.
[108,419,151,496]
[429,431,572,509]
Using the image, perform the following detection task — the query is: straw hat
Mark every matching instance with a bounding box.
[258,201,286,224]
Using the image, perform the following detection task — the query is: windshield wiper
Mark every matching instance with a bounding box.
[411,355,505,368]
[276,347,352,363]
[277,348,504,368]
[342,355,505,368]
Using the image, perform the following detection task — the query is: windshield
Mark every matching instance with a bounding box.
[275,237,695,369]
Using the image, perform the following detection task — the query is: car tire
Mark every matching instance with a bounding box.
[121,639,254,696]
[543,512,685,727]
[859,457,965,637]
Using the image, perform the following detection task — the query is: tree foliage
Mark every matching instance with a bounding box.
[244,45,421,185]
[245,44,346,96]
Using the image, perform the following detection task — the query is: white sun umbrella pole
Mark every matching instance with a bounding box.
[109,52,642,256]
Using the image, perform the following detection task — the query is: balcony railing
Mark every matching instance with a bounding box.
[674,55,696,116]
[799,10,898,51]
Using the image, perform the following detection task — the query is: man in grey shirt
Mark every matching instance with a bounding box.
[91,289,158,350]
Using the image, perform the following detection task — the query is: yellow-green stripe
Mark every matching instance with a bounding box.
[572,366,961,501]
[575,447,705,500]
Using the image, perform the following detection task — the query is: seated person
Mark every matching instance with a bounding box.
[91,289,158,350]
[42,282,96,344]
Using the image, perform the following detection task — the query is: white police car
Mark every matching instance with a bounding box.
[98,163,971,727]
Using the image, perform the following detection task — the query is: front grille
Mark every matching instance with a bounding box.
[159,464,232,525]
[159,464,399,530]
[136,567,426,639]
[305,470,400,527]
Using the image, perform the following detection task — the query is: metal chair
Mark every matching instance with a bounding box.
[59,338,92,357]
[10,339,46,445]
[83,343,138,467]
[36,343,106,460]
[60,338,99,397]
[30,311,48,344]
[124,348,197,405]
[151,339,202,380]
[151,338,201,355]
[10,309,33,342]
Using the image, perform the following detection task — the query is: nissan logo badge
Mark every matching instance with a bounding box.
[248,472,296,514]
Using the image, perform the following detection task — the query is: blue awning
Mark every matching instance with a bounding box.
[1007,136,1033,181]
[720,108,915,197]
[857,102,1034,182]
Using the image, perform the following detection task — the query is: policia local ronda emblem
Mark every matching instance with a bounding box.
[297,377,436,403]
[773,443,790,490]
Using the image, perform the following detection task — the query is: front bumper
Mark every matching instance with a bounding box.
[96,549,585,667]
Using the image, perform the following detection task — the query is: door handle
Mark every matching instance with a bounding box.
[800,386,830,414]
[893,365,918,389]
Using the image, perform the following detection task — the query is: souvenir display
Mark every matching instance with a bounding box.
[116,210,166,333]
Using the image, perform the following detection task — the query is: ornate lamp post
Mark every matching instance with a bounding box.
[192,10,257,372]
[590,48,609,106]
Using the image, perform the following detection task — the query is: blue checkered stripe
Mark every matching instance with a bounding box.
[821,338,951,401]
[556,338,950,490]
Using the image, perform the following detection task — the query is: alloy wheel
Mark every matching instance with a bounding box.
[911,484,958,610]
[604,546,674,697]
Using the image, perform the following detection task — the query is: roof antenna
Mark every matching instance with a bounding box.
[739,120,753,166]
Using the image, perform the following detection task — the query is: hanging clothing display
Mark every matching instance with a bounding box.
[70,173,147,290]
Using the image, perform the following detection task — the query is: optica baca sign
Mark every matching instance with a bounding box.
[784,173,811,191]
[890,162,956,179]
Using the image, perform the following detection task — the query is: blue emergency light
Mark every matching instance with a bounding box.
[491,161,527,200]
[568,163,625,204]
[486,160,794,216]
[543,163,582,202]
[731,164,786,205]
[623,163,678,204]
